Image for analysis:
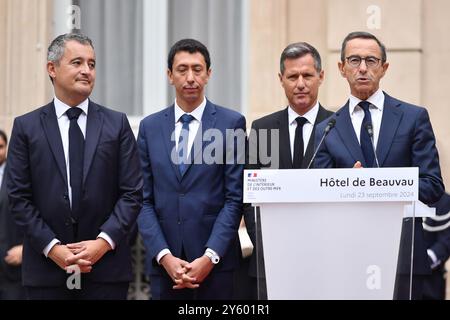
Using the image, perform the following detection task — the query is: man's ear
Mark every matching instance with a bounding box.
[278,72,284,88]
[338,61,345,78]
[319,70,324,85]
[167,68,174,85]
[381,62,389,78]
[47,61,56,80]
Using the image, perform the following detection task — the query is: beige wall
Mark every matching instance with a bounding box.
[0,0,53,137]
[248,0,450,191]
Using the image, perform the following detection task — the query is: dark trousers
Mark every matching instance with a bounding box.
[394,274,425,300]
[0,280,26,300]
[150,271,234,300]
[422,268,446,300]
[25,281,129,300]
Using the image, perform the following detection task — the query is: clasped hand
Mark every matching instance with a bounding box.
[48,238,112,273]
[160,254,214,290]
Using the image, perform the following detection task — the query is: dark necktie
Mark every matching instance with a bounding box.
[293,116,308,168]
[66,107,84,220]
[359,101,375,167]
[178,114,195,176]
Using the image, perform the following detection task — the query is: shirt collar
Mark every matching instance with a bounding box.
[54,96,89,119]
[174,97,207,123]
[0,162,4,176]
[349,88,385,115]
[288,101,320,126]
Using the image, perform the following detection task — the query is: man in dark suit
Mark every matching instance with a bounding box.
[243,42,333,299]
[314,31,444,299]
[137,39,245,300]
[0,130,25,299]
[423,192,450,299]
[6,33,143,300]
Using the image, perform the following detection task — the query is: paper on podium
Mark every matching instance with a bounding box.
[403,200,436,218]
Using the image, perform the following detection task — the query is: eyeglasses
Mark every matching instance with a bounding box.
[345,55,382,68]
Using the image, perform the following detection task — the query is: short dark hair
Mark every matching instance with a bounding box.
[47,33,94,83]
[47,33,94,65]
[0,129,7,145]
[280,42,322,74]
[340,31,387,63]
[167,39,211,71]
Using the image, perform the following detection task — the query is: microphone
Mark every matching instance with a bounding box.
[363,122,380,168]
[307,118,336,169]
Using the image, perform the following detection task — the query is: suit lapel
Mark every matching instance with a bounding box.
[83,101,104,185]
[377,93,403,166]
[277,108,293,169]
[161,105,183,182]
[334,101,367,166]
[303,104,330,168]
[40,102,68,186]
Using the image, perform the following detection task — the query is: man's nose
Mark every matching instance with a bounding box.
[358,59,368,72]
[80,62,91,74]
[296,76,305,89]
[186,69,195,82]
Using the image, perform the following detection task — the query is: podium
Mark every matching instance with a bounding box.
[244,168,434,300]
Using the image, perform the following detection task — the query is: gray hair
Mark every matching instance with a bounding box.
[47,33,94,65]
[340,31,387,63]
[280,42,322,74]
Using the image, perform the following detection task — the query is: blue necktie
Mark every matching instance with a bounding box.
[66,107,84,222]
[178,114,195,176]
[359,101,375,167]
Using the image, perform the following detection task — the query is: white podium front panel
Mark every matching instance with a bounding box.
[260,202,404,300]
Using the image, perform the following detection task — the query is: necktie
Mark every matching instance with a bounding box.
[293,117,308,168]
[66,107,84,221]
[359,101,375,167]
[178,114,195,176]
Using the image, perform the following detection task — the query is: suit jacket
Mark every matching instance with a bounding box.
[244,105,334,276]
[137,100,246,276]
[422,193,450,299]
[425,193,450,266]
[314,92,444,275]
[6,100,143,287]
[0,163,23,283]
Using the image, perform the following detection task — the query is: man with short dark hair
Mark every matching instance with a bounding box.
[7,33,143,300]
[243,42,333,299]
[137,38,246,300]
[315,31,445,299]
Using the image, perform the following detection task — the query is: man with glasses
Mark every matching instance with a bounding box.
[314,31,444,299]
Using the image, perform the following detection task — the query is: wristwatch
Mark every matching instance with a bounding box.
[204,250,220,264]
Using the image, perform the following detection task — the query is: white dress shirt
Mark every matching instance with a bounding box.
[174,97,206,154]
[43,97,115,257]
[348,88,384,148]
[288,102,320,161]
[156,97,219,264]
